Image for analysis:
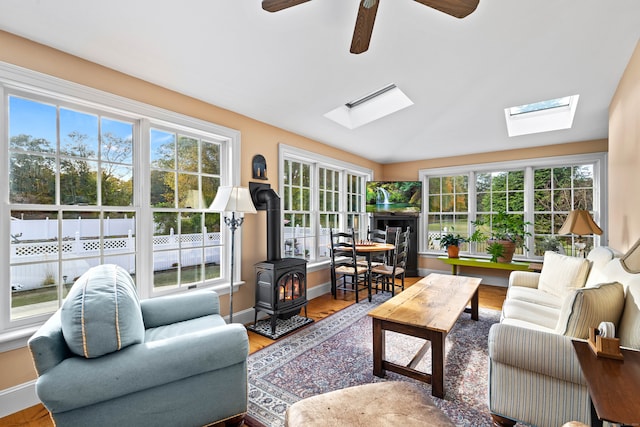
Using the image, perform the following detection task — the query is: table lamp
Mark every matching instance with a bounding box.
[558,209,603,257]
[209,186,257,323]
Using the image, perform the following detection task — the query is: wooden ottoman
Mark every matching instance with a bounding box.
[284,381,455,427]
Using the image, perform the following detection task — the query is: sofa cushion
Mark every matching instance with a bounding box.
[506,286,564,309]
[585,246,618,287]
[555,281,625,339]
[538,251,591,298]
[501,298,561,330]
[61,264,144,358]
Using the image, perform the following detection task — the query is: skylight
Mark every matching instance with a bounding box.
[504,95,579,137]
[324,84,413,130]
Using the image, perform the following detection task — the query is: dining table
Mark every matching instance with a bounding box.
[354,241,395,289]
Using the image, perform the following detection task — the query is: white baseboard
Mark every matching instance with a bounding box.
[0,380,39,419]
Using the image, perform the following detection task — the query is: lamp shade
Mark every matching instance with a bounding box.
[558,209,603,236]
[209,186,257,214]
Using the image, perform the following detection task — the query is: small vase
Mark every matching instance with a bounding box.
[447,245,460,258]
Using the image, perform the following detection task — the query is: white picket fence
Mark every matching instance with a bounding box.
[10,216,222,289]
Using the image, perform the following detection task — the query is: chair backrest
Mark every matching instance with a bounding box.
[330,229,358,269]
[395,227,410,269]
[383,227,401,262]
[368,227,387,243]
[367,227,392,263]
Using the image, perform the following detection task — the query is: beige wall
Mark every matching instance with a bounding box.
[382,140,608,180]
[609,40,640,252]
[0,29,631,398]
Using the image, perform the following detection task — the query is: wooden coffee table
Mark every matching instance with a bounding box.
[368,273,481,398]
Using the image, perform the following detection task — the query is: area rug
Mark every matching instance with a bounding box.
[247,292,501,426]
[247,315,314,340]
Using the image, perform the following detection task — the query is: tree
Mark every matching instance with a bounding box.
[60,131,96,205]
[9,134,56,204]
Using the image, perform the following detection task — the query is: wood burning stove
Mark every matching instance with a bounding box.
[255,258,307,334]
[250,183,308,335]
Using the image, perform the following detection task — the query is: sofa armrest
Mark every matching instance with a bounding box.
[36,322,248,413]
[141,289,220,328]
[508,271,541,289]
[488,323,585,385]
[28,311,72,375]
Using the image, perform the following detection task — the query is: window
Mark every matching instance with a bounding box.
[1,63,239,344]
[426,175,468,251]
[420,153,606,259]
[149,128,224,291]
[280,145,371,263]
[533,164,596,256]
[8,94,136,322]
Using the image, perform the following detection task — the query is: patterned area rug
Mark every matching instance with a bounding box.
[247,315,314,340]
[247,292,501,426]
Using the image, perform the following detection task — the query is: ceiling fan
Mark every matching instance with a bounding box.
[261,0,479,54]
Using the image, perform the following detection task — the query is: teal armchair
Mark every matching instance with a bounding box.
[28,264,249,427]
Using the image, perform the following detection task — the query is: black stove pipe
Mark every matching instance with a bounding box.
[254,187,281,261]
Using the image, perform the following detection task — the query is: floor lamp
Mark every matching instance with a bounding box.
[209,186,256,323]
[558,209,603,257]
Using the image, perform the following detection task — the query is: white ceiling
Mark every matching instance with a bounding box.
[1,0,639,164]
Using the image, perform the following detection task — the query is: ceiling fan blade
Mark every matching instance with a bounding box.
[262,0,311,12]
[414,0,479,18]
[350,0,379,54]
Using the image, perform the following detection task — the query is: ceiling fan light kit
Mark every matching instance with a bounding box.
[262,0,479,54]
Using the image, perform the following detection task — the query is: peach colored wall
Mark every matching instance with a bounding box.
[609,40,640,252]
[382,139,608,180]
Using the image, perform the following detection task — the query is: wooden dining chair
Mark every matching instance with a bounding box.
[371,227,409,296]
[330,229,371,302]
[357,227,388,268]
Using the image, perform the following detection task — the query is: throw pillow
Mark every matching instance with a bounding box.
[538,251,591,298]
[555,281,625,339]
[61,264,144,358]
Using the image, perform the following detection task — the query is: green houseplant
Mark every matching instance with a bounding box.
[472,210,531,263]
[439,231,466,258]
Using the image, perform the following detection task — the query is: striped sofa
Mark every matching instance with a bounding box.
[488,247,640,427]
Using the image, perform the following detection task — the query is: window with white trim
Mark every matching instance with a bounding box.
[1,63,238,343]
[420,153,606,259]
[280,145,371,263]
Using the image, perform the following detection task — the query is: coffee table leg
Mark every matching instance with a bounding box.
[373,318,385,377]
[432,331,445,398]
[470,287,479,321]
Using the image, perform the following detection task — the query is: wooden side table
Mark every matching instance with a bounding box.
[572,340,640,426]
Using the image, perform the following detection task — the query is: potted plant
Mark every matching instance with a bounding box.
[472,210,532,263]
[439,231,466,258]
[487,241,505,263]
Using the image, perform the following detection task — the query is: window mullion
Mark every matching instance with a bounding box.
[136,118,152,299]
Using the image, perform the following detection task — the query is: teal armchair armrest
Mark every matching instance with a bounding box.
[28,311,70,376]
[141,289,221,328]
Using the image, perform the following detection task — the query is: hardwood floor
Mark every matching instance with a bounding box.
[1,276,506,427]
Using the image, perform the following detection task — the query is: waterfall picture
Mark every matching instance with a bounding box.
[366,181,422,214]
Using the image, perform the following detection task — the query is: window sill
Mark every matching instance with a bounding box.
[0,326,40,353]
